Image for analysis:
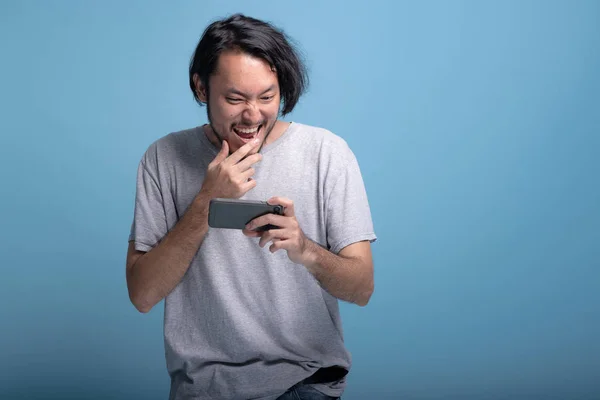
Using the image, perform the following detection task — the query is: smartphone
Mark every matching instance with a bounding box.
[208,198,285,231]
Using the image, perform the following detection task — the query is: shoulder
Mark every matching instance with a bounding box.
[138,126,203,167]
[291,121,348,146]
[289,121,356,162]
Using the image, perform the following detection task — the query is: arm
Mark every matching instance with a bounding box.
[127,138,262,313]
[303,240,374,306]
[243,197,375,306]
[126,191,211,313]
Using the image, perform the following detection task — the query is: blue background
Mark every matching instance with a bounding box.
[1,1,599,399]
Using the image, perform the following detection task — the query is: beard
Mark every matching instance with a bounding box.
[206,98,278,155]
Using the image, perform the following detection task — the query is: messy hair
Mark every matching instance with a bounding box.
[189,13,309,116]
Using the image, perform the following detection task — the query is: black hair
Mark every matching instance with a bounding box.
[188,13,308,116]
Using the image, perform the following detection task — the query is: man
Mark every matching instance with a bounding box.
[126,13,377,400]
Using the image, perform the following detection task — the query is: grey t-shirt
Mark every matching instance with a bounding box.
[129,121,377,399]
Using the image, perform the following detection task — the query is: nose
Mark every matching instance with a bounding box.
[242,101,261,123]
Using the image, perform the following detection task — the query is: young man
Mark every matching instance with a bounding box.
[126,14,377,400]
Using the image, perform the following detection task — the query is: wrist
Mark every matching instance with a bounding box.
[189,190,211,219]
[197,185,215,202]
[301,239,320,271]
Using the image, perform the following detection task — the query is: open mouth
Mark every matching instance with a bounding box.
[233,124,262,142]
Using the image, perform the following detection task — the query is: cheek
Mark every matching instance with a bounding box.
[214,106,238,125]
[264,104,280,119]
[213,99,239,120]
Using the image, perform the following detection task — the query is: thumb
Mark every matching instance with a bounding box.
[213,140,229,164]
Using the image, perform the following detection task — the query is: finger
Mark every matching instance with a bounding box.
[242,228,261,237]
[235,152,262,171]
[240,167,256,182]
[267,197,295,217]
[269,238,290,253]
[246,214,288,231]
[211,140,229,166]
[225,138,260,165]
[238,177,258,194]
[258,228,287,248]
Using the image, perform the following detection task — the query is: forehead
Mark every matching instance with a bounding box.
[211,50,279,92]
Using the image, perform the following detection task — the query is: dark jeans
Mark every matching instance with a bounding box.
[276,383,340,400]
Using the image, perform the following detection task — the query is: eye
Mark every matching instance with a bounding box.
[226,97,243,104]
[261,96,274,102]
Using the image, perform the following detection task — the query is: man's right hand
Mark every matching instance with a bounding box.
[200,138,262,199]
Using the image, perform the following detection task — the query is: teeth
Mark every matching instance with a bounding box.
[235,126,259,134]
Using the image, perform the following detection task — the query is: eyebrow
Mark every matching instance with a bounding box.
[226,85,276,97]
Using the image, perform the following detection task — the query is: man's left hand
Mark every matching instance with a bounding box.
[242,197,314,266]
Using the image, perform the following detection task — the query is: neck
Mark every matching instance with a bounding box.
[202,120,291,152]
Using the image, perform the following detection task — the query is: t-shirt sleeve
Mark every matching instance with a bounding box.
[128,151,168,253]
[325,146,377,254]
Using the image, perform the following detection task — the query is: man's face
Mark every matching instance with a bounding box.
[196,50,281,155]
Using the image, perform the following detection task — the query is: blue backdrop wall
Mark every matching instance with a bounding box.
[1,1,599,399]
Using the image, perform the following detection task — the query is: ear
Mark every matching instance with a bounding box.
[192,74,207,103]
